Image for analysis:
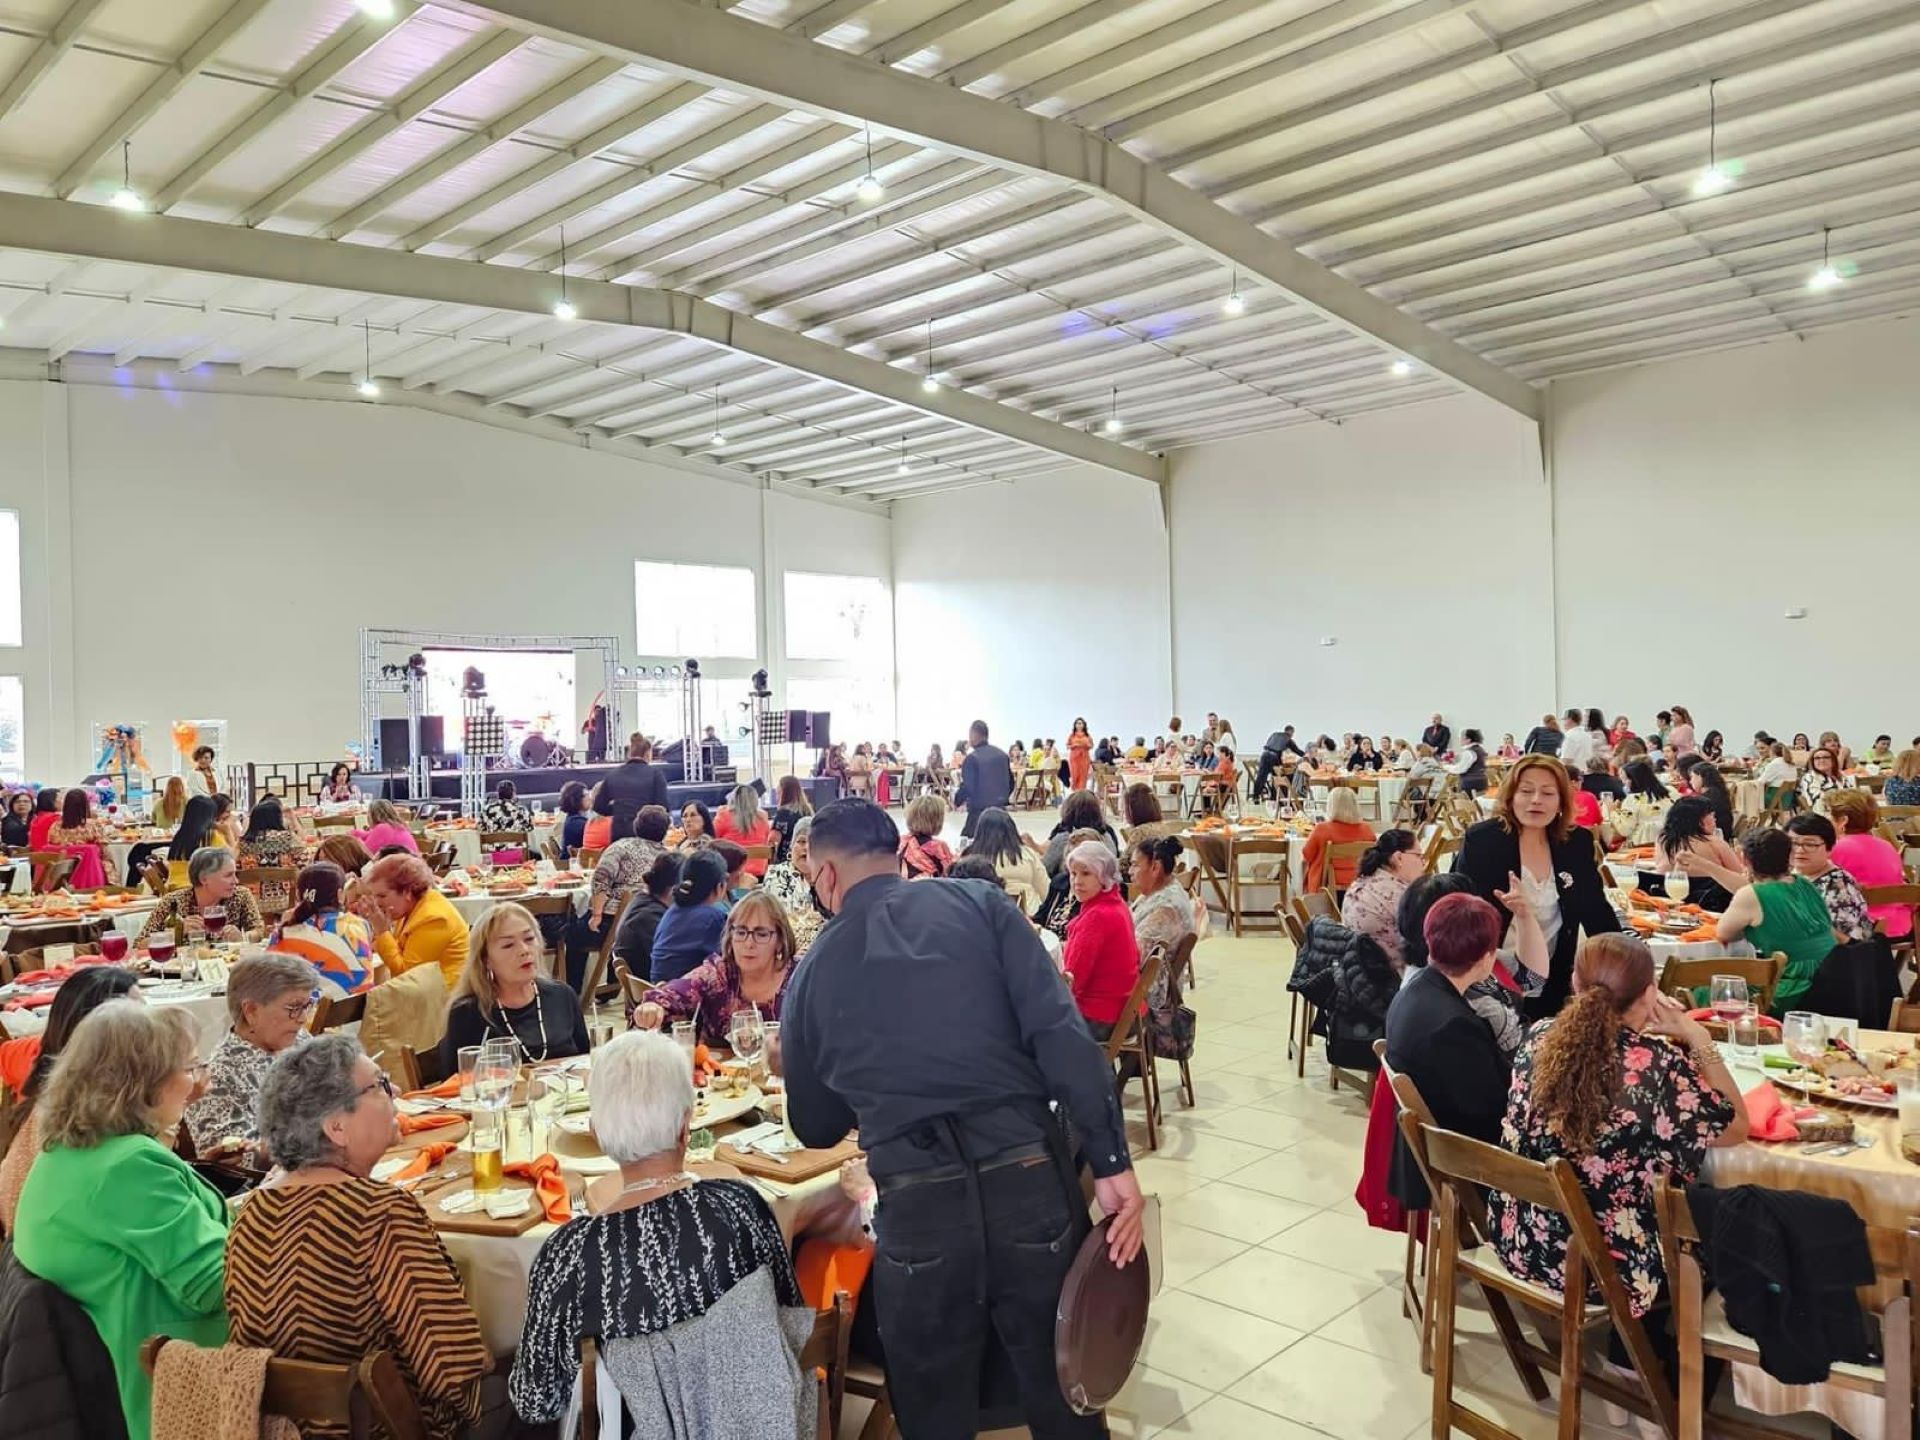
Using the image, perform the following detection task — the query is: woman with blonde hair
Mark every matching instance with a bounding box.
[632,890,796,1049]
[440,901,588,1069]
[13,1002,230,1440]
[898,793,954,878]
[151,774,190,829]
[713,783,773,876]
[1300,785,1373,895]
[1888,748,1920,807]
[356,797,419,855]
[1491,934,1743,1320]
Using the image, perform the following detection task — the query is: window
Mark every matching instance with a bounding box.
[0,677,21,782]
[0,511,20,647]
[785,676,896,750]
[784,572,891,661]
[635,562,757,658]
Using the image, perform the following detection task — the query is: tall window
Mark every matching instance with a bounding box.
[0,511,20,648]
[0,677,22,782]
[634,561,757,658]
[784,572,892,661]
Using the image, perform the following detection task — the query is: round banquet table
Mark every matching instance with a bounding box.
[1708,1033,1920,1438]
[1,979,229,1058]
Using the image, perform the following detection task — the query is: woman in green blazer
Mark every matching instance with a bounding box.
[13,1001,229,1440]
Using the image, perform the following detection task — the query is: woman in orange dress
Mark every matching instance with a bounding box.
[1068,717,1094,791]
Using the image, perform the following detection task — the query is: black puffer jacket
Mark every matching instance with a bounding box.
[0,1246,129,1440]
[1287,917,1398,1066]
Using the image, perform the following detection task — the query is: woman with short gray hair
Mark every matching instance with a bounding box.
[509,1031,815,1434]
[760,816,823,953]
[135,845,263,946]
[183,953,318,1156]
[1062,838,1141,1039]
[227,1034,490,1440]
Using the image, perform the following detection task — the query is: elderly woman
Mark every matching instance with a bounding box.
[441,901,588,1069]
[183,953,320,1156]
[1785,814,1873,943]
[1886,748,1920,807]
[1061,840,1141,1039]
[355,797,419,856]
[509,1031,811,1433]
[898,793,954,878]
[1826,788,1912,940]
[1128,836,1193,960]
[764,818,824,954]
[483,779,534,834]
[228,1036,490,1440]
[1491,934,1744,1322]
[714,784,774,874]
[137,846,265,946]
[1340,829,1424,966]
[967,808,1050,911]
[267,862,377,997]
[0,965,140,1232]
[354,851,471,988]
[634,891,795,1049]
[1717,828,1836,1014]
[1301,785,1375,894]
[13,1002,229,1440]
[1457,754,1622,1012]
[238,796,310,913]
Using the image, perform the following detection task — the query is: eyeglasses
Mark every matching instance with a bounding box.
[1787,837,1826,850]
[184,1060,210,1079]
[355,1072,395,1102]
[729,926,779,943]
[279,991,322,1020]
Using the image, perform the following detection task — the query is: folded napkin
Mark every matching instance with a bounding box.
[388,1140,459,1182]
[1744,1082,1798,1142]
[1627,915,1660,934]
[1689,1008,1781,1034]
[397,1110,465,1137]
[502,1154,571,1224]
[1676,925,1718,942]
[404,1074,463,1101]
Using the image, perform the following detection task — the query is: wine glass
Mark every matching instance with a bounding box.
[1663,871,1690,904]
[1782,1011,1827,1067]
[200,904,228,939]
[99,931,129,964]
[472,1051,515,1118]
[729,1007,765,1069]
[1710,975,1749,1021]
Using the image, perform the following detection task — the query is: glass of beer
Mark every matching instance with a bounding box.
[469,1111,504,1193]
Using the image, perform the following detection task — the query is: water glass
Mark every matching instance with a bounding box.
[526,1074,563,1157]
[1710,975,1749,1020]
[473,1052,515,1114]
[762,1020,782,1080]
[1729,1002,1761,1062]
[457,1045,483,1105]
[1663,871,1690,903]
[729,1007,765,1069]
[1898,1070,1920,1142]
[1782,1011,1826,1067]
[671,1021,697,1059]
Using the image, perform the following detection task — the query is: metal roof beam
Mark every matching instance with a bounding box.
[941,0,1156,92]
[453,0,1541,420]
[52,0,275,199]
[0,0,111,125]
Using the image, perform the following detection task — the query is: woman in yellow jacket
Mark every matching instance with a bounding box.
[354,852,470,989]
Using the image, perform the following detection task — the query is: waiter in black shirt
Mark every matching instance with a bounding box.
[952,718,1012,840]
[1253,724,1304,802]
[591,732,669,840]
[784,799,1144,1439]
[1421,712,1452,754]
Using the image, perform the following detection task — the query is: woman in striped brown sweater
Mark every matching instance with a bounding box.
[224,1036,489,1440]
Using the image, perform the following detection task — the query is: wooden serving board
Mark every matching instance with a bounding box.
[721,1135,861,1183]
[417,1166,574,1236]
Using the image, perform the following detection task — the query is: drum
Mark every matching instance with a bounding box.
[518,732,552,768]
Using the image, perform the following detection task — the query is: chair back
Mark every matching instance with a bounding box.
[1889,999,1920,1033]
[1864,884,1920,935]
[309,990,368,1035]
[582,889,633,1001]
[139,1337,429,1440]
[1659,953,1785,1012]
[479,831,529,850]
[143,856,173,894]
[1321,840,1372,897]
[236,867,298,918]
[1101,947,1165,1065]
[1296,890,1338,925]
[620,965,651,1009]
[29,852,76,893]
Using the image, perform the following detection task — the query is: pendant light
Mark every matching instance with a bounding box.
[856,128,884,203]
[1103,387,1122,435]
[1806,226,1843,292]
[1222,269,1245,316]
[356,321,380,398]
[552,225,577,320]
[1692,79,1733,197]
[921,319,939,393]
[894,435,912,476]
[355,0,395,16]
[709,391,726,449]
[1389,357,1414,377]
[109,140,143,211]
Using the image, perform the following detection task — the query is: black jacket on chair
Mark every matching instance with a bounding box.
[1383,965,1511,1209]
[1455,817,1622,1015]
[1287,918,1397,1069]
[0,1246,129,1440]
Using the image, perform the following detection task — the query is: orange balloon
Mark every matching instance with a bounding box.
[170,721,199,754]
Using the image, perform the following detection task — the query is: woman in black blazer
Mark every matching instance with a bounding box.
[1455,753,1621,1015]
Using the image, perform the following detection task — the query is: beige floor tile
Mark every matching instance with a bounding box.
[1138,1288,1306,1390]
[1144,1129,1276,1179]
[1181,1248,1380,1332]
[1187,1069,1291,1108]
[1104,1364,1216,1440]
[1260,1206,1409,1285]
[1154,1219,1253,1290]
[1216,1148,1359,1208]
[1168,1180,1320,1243]
[1131,1153,1217,1199]
[1160,1103,1300,1150]
[1226,1334,1437,1437]
[1151,1394,1334,1439]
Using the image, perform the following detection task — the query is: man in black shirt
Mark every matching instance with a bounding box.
[784,799,1144,1440]
[1420,712,1451,753]
[952,718,1011,839]
[1253,724,1305,802]
[1521,713,1563,756]
[592,732,669,840]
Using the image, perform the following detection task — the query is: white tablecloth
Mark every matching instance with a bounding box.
[426,824,559,869]
[443,885,589,926]
[2,982,229,1057]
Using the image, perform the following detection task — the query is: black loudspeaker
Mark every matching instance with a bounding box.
[808,711,832,748]
[786,709,810,743]
[379,718,409,768]
[419,716,446,759]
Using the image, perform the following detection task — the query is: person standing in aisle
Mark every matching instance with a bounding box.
[953,720,1012,840]
[1067,718,1094,792]
[783,799,1145,1440]
[592,733,669,841]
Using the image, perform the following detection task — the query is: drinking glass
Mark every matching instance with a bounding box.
[526,1074,563,1157]
[671,1021,697,1059]
[1898,1070,1920,1143]
[148,932,175,965]
[200,905,228,940]
[1710,975,1749,1021]
[457,1045,483,1105]
[469,1111,504,1193]
[473,1052,515,1115]
[589,1004,620,1049]
[729,1007,765,1068]
[1782,1011,1827,1067]
[99,931,129,964]
[1663,871,1690,903]
[1730,1002,1761,1063]
[762,1020,782,1080]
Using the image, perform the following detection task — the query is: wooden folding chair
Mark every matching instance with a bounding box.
[1655,1184,1917,1440]
[1180,837,1230,918]
[1282,909,1318,1076]
[143,855,173,895]
[1864,884,1920,974]
[308,990,368,1036]
[543,836,568,866]
[1320,840,1373,903]
[581,890,633,1002]
[1164,932,1198,1108]
[236,866,299,922]
[1660,953,1785,1014]
[141,1336,428,1440]
[1414,1121,1680,1440]
[1890,998,1920,1032]
[479,830,530,855]
[1103,947,1165,1152]
[1373,1039,1436,1373]
[312,814,359,831]
[28,852,75,893]
[1226,836,1288,937]
[423,846,455,877]
[620,964,651,1009]
[517,893,576,981]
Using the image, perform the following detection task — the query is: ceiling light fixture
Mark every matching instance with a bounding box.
[1807,225,1843,292]
[552,224,577,320]
[856,127,884,203]
[1389,357,1413,377]
[895,435,912,476]
[1103,386,1123,435]
[356,320,379,398]
[1222,269,1245,316]
[709,391,727,449]
[355,0,396,16]
[1692,79,1733,198]
[921,318,939,393]
[108,140,143,212]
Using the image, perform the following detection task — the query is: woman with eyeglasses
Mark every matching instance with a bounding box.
[440,902,589,1071]
[227,1035,490,1440]
[12,1002,230,1440]
[631,891,795,1049]
[182,953,321,1159]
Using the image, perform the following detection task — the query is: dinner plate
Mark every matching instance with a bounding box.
[1773,1068,1899,1110]
[554,1082,763,1138]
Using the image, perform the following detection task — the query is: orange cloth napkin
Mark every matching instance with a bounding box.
[1690,1008,1780,1035]
[397,1110,465,1136]
[1744,1082,1798,1142]
[503,1154,571,1224]
[794,1238,874,1318]
[403,1075,462,1101]
[1627,914,1660,934]
[388,1140,458,1182]
[1675,925,1717,942]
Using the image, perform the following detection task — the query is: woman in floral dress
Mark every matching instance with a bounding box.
[1491,933,1746,1322]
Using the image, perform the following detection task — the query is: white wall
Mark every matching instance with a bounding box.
[891,466,1173,750]
[1551,316,1920,746]
[0,380,891,778]
[1168,399,1554,748]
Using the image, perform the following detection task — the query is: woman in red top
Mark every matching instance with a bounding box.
[712,785,773,877]
[27,788,60,850]
[1067,718,1094,792]
[1301,785,1375,894]
[1061,840,1140,1037]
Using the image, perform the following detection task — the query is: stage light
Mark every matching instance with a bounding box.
[669,665,682,678]
[652,665,665,677]
[615,665,629,677]
[109,141,143,211]
[1389,358,1413,377]
[684,659,700,677]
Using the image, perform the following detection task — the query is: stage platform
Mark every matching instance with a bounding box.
[353,763,840,812]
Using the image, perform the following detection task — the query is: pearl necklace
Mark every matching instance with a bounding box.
[491,983,550,1062]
